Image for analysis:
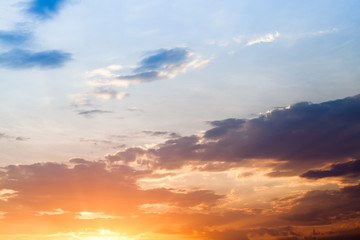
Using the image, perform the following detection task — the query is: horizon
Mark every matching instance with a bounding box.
[0,1,360,240]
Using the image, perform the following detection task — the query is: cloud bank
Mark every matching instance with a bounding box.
[107,94,360,175]
[1,94,360,239]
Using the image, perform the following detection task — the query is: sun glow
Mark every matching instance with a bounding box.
[77,229,129,240]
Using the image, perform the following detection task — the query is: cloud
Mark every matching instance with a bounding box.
[107,94,360,174]
[26,0,68,19]
[0,49,71,69]
[35,208,69,216]
[246,32,280,46]
[0,133,30,141]
[0,30,31,45]
[142,130,180,139]
[0,160,223,219]
[75,211,124,220]
[87,48,210,86]
[77,109,113,118]
[301,159,360,180]
[72,87,128,107]
[204,118,245,139]
[282,184,360,224]
[0,189,18,201]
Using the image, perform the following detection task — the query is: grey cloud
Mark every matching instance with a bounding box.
[116,48,193,83]
[282,184,360,224]
[142,130,180,138]
[87,47,209,86]
[78,109,112,117]
[135,48,189,72]
[107,94,360,174]
[205,118,245,139]
[301,159,360,180]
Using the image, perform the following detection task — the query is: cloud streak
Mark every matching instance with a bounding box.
[87,47,210,86]
[0,30,31,45]
[0,49,71,69]
[301,159,360,180]
[246,32,280,46]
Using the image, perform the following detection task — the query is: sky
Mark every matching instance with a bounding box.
[0,0,360,239]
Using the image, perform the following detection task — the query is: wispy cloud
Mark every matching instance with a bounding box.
[0,132,30,141]
[246,31,280,46]
[0,30,32,45]
[77,109,112,118]
[75,211,124,220]
[72,87,128,107]
[0,49,71,69]
[35,208,69,216]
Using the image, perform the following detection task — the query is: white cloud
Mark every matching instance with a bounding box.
[246,32,280,46]
[75,211,124,220]
[35,208,70,216]
[86,48,211,87]
[71,88,127,107]
[0,189,17,201]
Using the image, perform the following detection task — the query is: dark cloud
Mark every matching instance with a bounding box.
[135,48,189,72]
[15,136,30,141]
[26,0,68,19]
[0,49,71,69]
[0,30,31,45]
[114,48,206,83]
[282,184,360,224]
[203,229,250,240]
[108,94,360,174]
[0,133,29,141]
[142,130,180,138]
[204,118,245,139]
[77,109,112,117]
[301,159,360,180]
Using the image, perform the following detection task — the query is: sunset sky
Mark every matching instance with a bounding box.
[1,0,360,240]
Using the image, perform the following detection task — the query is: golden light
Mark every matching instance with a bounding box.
[77,229,130,240]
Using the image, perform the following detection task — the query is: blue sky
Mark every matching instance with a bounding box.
[1,1,360,240]
[0,0,359,164]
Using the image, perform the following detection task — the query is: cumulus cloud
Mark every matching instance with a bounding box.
[246,32,280,46]
[26,0,68,19]
[107,94,360,174]
[87,48,210,86]
[0,49,71,69]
